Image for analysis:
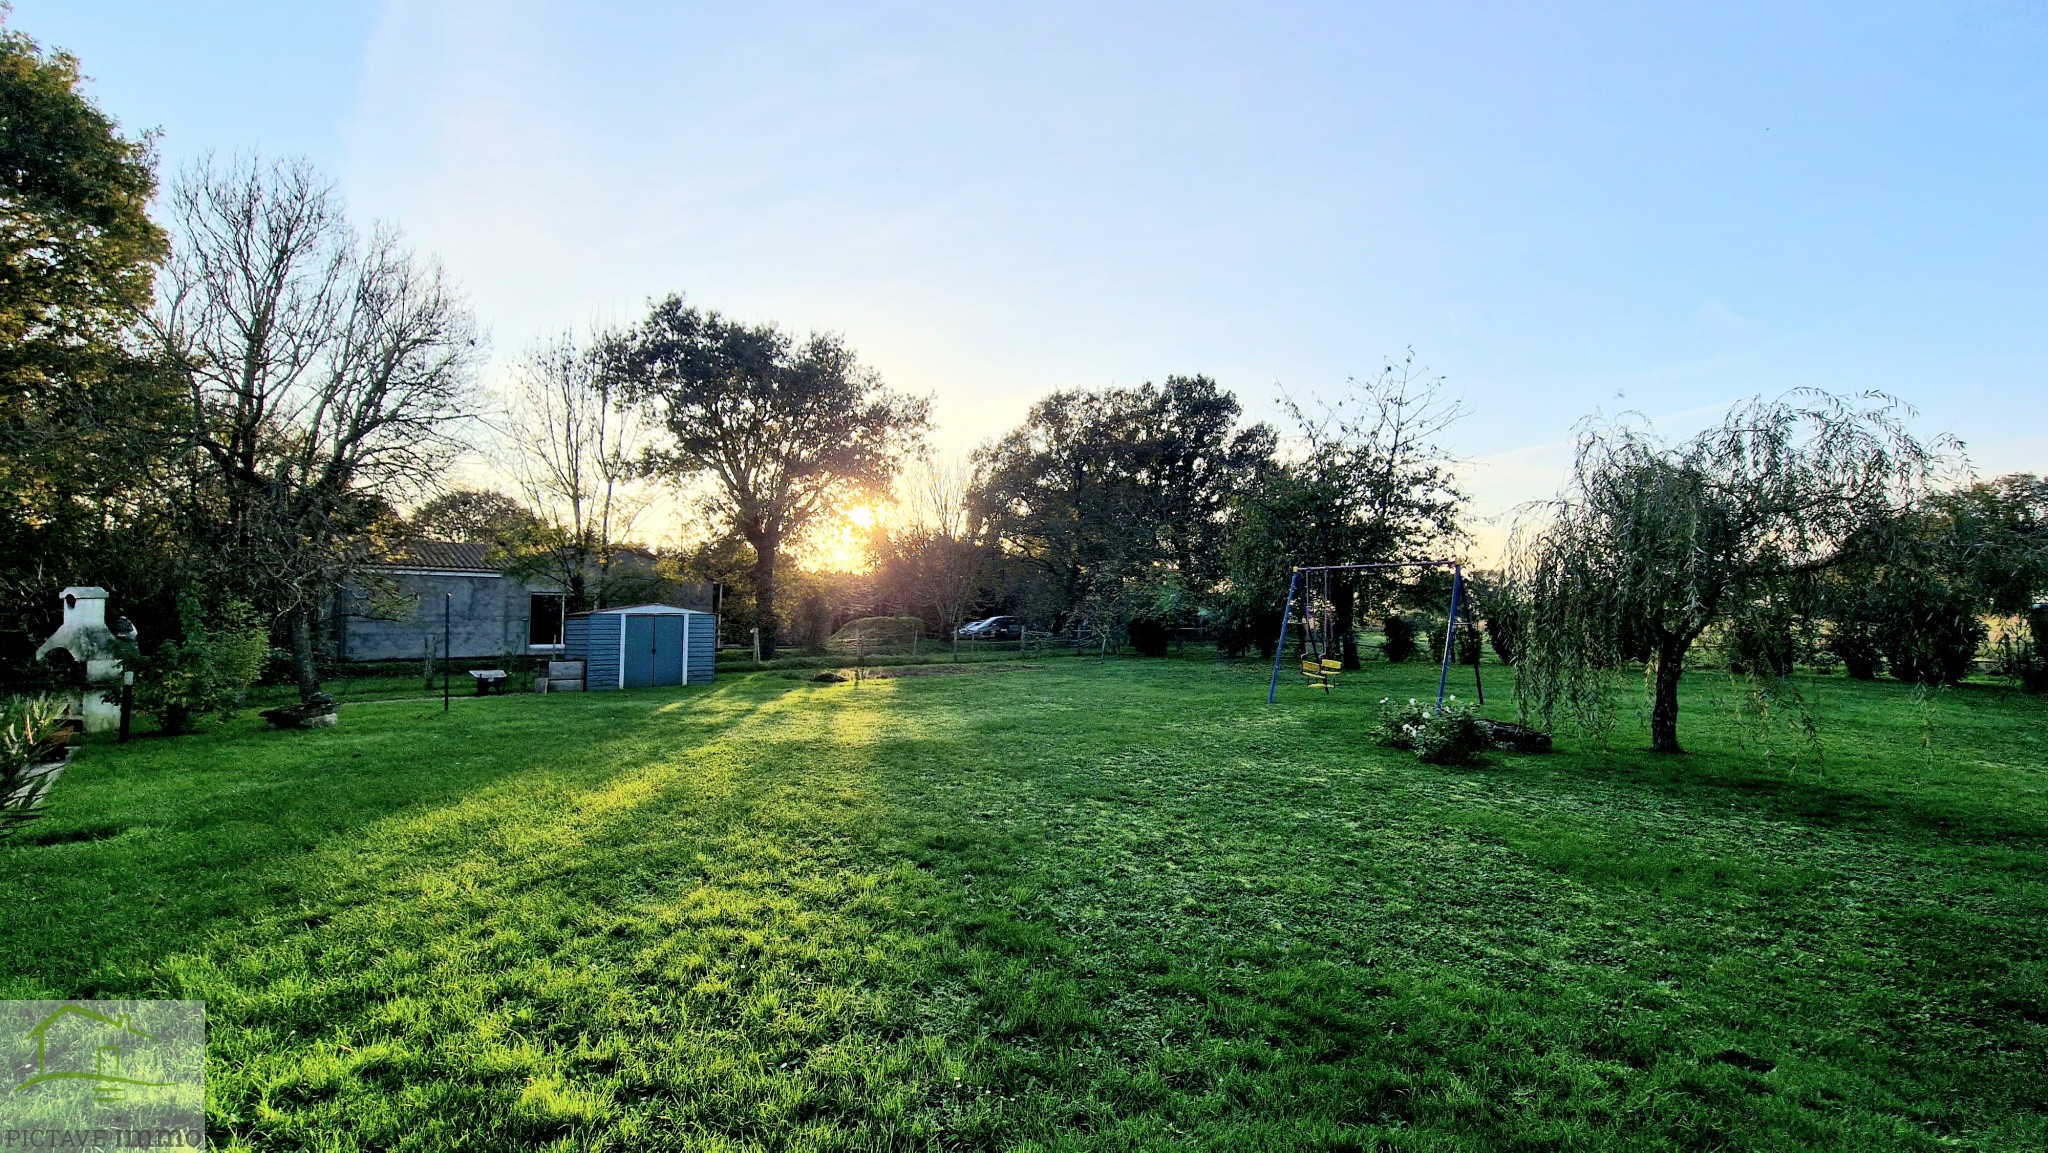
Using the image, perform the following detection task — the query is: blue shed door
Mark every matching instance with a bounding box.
[622,615,656,687]
[654,616,686,686]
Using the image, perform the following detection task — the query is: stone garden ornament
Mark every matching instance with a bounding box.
[33,587,132,734]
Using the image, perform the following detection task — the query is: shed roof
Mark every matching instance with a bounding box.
[567,603,715,617]
[368,539,500,573]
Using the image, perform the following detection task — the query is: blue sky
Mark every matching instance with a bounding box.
[16,1,2048,548]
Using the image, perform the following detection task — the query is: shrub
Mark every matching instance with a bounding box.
[213,602,272,689]
[1480,599,1522,666]
[1723,605,1800,677]
[1371,696,1487,766]
[1484,617,1517,666]
[1883,591,1985,687]
[1,694,72,838]
[1381,616,1417,663]
[1414,698,1488,765]
[1992,632,2048,693]
[1371,697,1431,749]
[1426,618,1482,666]
[121,599,271,734]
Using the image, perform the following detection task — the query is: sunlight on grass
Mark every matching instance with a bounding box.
[3,660,2044,1150]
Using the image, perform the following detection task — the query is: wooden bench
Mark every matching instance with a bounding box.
[468,669,511,696]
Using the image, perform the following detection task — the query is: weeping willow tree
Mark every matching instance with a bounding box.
[1509,391,1944,753]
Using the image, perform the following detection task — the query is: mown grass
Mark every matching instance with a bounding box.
[3,657,2044,1150]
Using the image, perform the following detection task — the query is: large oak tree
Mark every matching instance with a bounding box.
[974,375,1273,631]
[606,296,927,657]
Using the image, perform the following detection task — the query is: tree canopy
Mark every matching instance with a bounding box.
[974,375,1273,633]
[499,332,651,611]
[408,488,540,548]
[606,296,927,656]
[1226,356,1465,665]
[0,23,163,400]
[0,24,181,676]
[1510,391,1943,753]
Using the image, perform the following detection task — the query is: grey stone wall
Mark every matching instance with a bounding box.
[336,572,542,663]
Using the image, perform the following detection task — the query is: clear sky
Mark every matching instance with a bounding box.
[15,1,2048,552]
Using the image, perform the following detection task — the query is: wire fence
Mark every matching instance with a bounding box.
[709,622,1255,672]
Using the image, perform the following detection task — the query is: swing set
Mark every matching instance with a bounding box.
[1264,560,1484,709]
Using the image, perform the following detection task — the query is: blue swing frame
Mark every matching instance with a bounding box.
[1264,560,1478,709]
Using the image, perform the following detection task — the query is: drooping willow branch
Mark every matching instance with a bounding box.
[1505,390,1950,754]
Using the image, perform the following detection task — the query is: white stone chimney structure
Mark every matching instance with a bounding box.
[33,586,131,733]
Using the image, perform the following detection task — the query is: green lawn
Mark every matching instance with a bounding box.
[4,658,2044,1151]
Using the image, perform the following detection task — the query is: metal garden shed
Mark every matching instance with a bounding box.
[563,605,717,690]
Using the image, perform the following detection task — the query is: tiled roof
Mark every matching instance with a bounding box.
[370,539,500,573]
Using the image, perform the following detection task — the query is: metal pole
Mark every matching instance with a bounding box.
[443,593,451,712]
[1436,566,1460,712]
[1267,569,1300,704]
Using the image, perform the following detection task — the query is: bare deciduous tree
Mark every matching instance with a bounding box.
[152,156,480,703]
[877,452,987,658]
[1233,352,1466,667]
[499,332,651,610]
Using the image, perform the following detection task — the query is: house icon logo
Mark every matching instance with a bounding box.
[0,999,204,1144]
[10,1004,177,1103]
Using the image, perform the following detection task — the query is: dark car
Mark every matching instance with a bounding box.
[956,615,1022,641]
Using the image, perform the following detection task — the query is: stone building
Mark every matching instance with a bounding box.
[332,541,720,664]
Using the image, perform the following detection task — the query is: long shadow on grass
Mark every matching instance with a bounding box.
[1293,660,2048,848]
[852,662,2048,1149]
[1502,678,2048,851]
[148,675,996,1149]
[0,683,771,998]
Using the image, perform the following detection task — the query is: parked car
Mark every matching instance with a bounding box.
[956,615,1022,641]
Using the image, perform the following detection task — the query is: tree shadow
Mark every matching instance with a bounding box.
[0,678,793,997]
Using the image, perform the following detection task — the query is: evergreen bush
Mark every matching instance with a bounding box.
[120,600,271,734]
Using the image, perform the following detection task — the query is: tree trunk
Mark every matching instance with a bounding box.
[288,604,324,703]
[1649,639,1686,754]
[1333,582,1360,670]
[752,536,780,658]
